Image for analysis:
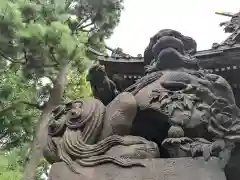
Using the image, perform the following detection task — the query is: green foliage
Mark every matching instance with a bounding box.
[74,0,123,35]
[0,146,28,180]
[64,70,92,101]
[0,68,40,149]
[0,1,23,58]
[0,0,124,71]
[0,152,22,180]
[74,0,124,51]
[0,0,86,79]
[0,0,123,179]
[0,0,124,148]
[0,145,47,180]
[36,158,49,180]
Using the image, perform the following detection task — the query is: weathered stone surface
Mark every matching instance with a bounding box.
[48,158,226,180]
[44,29,240,180]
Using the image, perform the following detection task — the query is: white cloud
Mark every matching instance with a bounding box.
[106,0,240,55]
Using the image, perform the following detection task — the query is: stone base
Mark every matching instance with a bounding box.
[48,158,226,180]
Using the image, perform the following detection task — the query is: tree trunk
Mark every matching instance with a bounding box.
[22,63,71,180]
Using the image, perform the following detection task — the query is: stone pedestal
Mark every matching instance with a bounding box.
[48,158,226,180]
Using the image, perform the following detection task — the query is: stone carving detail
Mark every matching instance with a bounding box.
[143,29,199,75]
[143,29,197,66]
[43,95,159,174]
[44,29,240,180]
[219,12,240,33]
[86,64,119,105]
[111,47,131,58]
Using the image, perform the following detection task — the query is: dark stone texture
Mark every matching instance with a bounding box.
[87,64,119,105]
[44,29,240,180]
[48,158,226,180]
[143,29,197,65]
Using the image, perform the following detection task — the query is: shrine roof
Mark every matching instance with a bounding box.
[98,56,143,63]
[98,45,240,63]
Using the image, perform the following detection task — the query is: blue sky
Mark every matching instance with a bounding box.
[106,0,240,56]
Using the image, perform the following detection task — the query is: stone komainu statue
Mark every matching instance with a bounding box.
[143,29,197,66]
[86,64,119,105]
[43,29,240,180]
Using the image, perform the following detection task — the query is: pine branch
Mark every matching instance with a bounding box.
[78,22,94,30]
[20,101,44,110]
[0,105,16,114]
[0,131,8,140]
[0,50,25,64]
[48,47,60,65]
[0,101,43,114]
[73,15,91,32]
